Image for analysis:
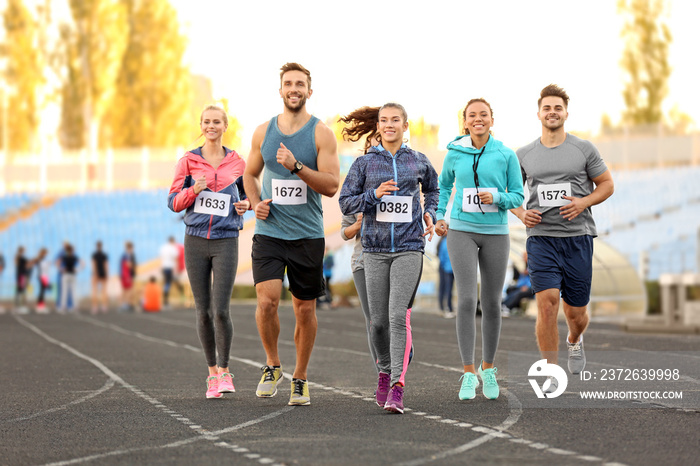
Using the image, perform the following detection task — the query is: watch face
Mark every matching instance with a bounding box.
[295,162,303,170]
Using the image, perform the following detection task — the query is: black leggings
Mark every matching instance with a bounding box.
[184,234,238,368]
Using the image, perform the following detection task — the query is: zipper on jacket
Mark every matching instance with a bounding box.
[206,171,218,239]
[390,153,399,253]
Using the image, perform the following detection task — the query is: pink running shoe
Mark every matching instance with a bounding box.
[376,372,391,407]
[206,375,222,399]
[218,372,236,393]
[384,384,404,414]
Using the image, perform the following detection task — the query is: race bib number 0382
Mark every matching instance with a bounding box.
[271,179,307,205]
[376,195,412,223]
[538,182,572,207]
[194,191,231,217]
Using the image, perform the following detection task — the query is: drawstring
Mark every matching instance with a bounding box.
[472,145,486,214]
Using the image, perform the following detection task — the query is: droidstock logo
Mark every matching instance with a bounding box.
[528,359,568,398]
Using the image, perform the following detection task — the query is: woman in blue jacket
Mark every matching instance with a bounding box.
[435,98,524,401]
[339,103,439,414]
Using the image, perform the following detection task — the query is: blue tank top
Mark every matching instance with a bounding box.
[255,115,325,240]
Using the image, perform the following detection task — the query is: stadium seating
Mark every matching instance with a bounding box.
[1,165,698,300]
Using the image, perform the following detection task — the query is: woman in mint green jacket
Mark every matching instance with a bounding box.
[435,98,524,401]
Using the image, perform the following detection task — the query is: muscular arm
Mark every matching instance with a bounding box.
[559,169,614,221]
[243,123,268,209]
[585,170,614,207]
[278,122,339,197]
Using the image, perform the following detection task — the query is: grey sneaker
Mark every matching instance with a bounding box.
[543,376,558,394]
[567,338,586,375]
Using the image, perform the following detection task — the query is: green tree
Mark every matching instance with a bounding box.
[60,0,129,151]
[1,0,43,155]
[618,0,672,126]
[106,0,194,148]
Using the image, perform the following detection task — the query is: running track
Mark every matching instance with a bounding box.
[1,304,698,465]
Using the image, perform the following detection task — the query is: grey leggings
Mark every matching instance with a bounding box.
[447,230,509,367]
[365,251,423,386]
[184,234,238,368]
[352,268,379,373]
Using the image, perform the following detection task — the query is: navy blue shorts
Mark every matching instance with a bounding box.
[526,235,593,307]
[251,234,325,301]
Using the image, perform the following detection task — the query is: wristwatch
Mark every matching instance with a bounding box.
[290,161,303,175]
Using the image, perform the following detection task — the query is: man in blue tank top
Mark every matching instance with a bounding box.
[243,63,339,406]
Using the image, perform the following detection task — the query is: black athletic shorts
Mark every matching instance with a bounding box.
[251,234,325,301]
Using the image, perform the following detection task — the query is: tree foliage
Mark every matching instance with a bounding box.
[59,0,129,150]
[105,0,194,148]
[618,0,672,126]
[1,0,43,154]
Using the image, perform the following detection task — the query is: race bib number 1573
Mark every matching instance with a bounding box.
[537,182,572,207]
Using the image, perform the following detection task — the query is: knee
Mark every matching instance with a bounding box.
[257,295,279,316]
[371,320,388,337]
[537,307,558,327]
[563,305,588,321]
[294,303,316,325]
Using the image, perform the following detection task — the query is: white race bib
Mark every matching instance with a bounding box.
[537,182,571,207]
[193,191,230,217]
[376,195,412,223]
[462,187,498,213]
[271,179,307,205]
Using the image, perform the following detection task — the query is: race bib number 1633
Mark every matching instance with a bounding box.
[194,191,231,217]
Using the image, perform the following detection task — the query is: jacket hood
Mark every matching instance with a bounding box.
[446,135,503,155]
[366,144,410,157]
[185,146,239,161]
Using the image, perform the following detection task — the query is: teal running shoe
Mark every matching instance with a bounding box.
[458,372,479,400]
[478,364,500,400]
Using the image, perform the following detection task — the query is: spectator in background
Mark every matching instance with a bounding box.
[58,244,82,313]
[14,246,31,314]
[120,241,137,312]
[54,242,71,310]
[437,235,455,318]
[91,241,109,314]
[159,236,183,309]
[318,246,334,308]
[34,248,51,314]
[502,252,532,317]
[142,276,162,313]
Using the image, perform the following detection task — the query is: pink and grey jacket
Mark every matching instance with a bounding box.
[168,147,248,239]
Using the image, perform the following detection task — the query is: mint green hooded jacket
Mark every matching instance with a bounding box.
[436,135,524,235]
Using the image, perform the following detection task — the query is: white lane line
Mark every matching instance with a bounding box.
[2,378,115,424]
[97,314,613,465]
[15,316,288,466]
[42,406,294,466]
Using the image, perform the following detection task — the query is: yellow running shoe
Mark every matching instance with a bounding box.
[288,378,310,406]
[256,365,283,398]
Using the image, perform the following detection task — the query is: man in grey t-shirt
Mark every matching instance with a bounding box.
[511,85,614,389]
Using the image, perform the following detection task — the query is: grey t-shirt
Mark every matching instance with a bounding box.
[517,133,608,238]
